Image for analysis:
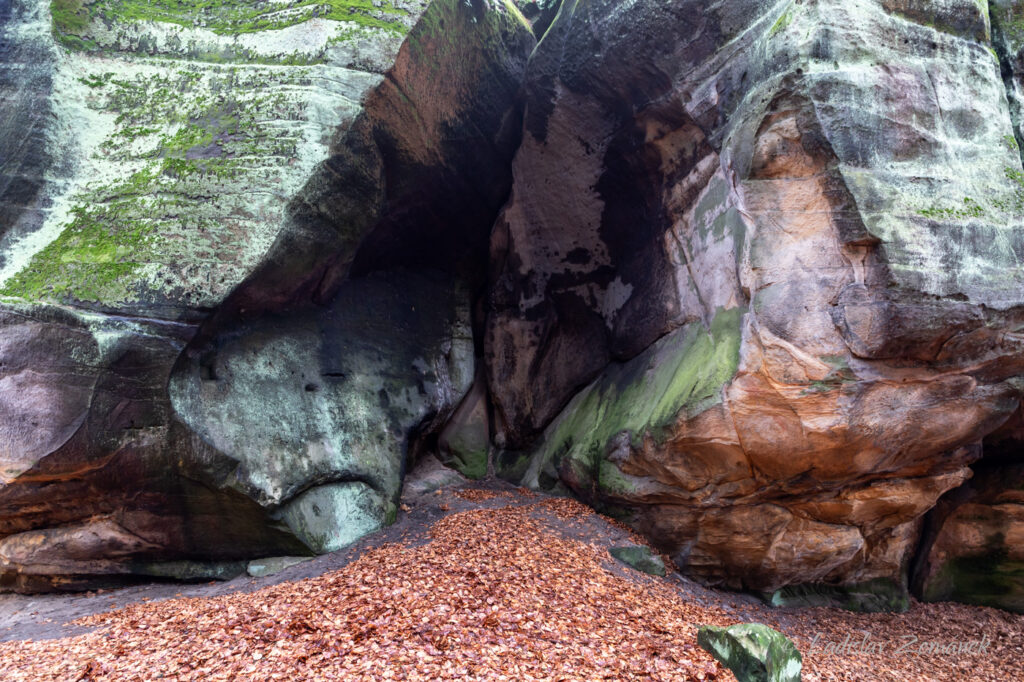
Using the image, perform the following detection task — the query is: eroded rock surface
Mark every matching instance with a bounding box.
[4,0,1024,609]
[0,0,533,590]
[484,0,1024,597]
[914,454,1024,612]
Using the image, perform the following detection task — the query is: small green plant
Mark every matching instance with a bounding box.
[917,196,985,220]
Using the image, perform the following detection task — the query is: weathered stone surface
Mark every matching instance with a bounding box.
[0,0,533,590]
[485,0,1024,594]
[171,270,475,552]
[913,461,1024,613]
[697,623,802,682]
[0,1,429,315]
[4,0,1024,611]
[401,454,469,497]
[247,556,312,579]
[0,0,66,261]
[438,371,492,480]
[609,545,667,577]
[170,0,533,555]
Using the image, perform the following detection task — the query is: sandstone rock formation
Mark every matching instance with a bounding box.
[3,0,1024,611]
[0,0,533,590]
[485,0,1024,601]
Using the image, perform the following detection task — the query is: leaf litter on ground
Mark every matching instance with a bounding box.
[0,491,1021,681]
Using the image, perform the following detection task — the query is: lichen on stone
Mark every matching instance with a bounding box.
[0,1,419,312]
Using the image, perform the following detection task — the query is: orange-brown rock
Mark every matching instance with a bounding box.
[485,0,1024,602]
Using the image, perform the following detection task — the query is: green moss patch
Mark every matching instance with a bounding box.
[521,307,745,500]
[0,64,320,305]
[52,0,409,41]
[925,552,1024,613]
[765,577,911,613]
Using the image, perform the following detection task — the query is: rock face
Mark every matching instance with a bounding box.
[485,0,1024,598]
[3,0,1024,608]
[0,0,533,590]
[913,455,1024,612]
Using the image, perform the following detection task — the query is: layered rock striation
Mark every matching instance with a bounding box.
[483,0,1024,601]
[3,0,1024,609]
[0,0,533,590]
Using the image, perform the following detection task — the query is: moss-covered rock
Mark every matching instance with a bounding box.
[0,0,428,314]
[0,0,534,590]
[697,623,802,682]
[764,578,911,613]
[609,545,667,577]
[505,306,744,501]
[483,0,1024,599]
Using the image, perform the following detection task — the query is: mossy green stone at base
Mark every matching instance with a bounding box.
[924,555,1024,613]
[609,545,666,577]
[764,578,911,613]
[246,556,313,578]
[697,623,802,682]
[517,306,744,498]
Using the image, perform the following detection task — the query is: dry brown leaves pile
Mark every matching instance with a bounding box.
[777,599,1024,682]
[2,498,1023,681]
[0,502,728,681]
[452,489,510,502]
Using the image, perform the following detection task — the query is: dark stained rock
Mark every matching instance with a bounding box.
[913,459,1024,613]
[171,270,477,553]
[483,0,1024,595]
[0,0,63,261]
[0,0,535,590]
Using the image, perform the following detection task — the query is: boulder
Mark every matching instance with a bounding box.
[697,623,802,682]
[170,270,476,553]
[485,0,1024,594]
[609,545,667,577]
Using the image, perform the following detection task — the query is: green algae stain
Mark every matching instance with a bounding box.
[522,307,745,499]
[769,8,794,37]
[52,0,409,40]
[917,165,1024,220]
[0,63,316,305]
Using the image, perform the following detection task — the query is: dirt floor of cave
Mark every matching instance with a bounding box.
[1,472,1022,681]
